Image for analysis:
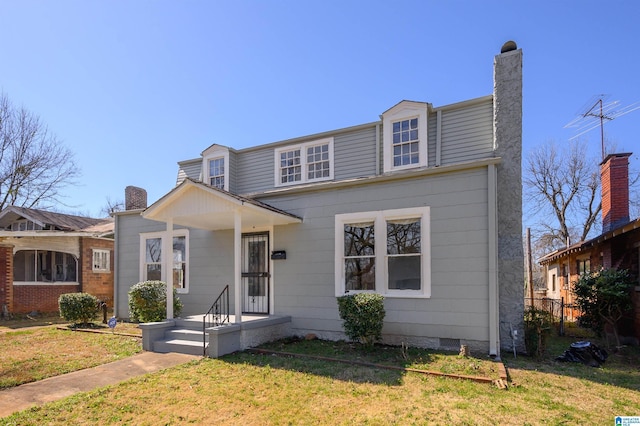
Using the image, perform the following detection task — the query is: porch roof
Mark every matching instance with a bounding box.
[142,178,302,230]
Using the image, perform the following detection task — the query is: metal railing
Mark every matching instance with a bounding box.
[203,285,230,356]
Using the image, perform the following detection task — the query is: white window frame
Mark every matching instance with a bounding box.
[92,249,111,272]
[274,137,334,187]
[139,229,190,293]
[335,206,431,298]
[207,157,226,190]
[382,102,428,173]
[202,146,229,191]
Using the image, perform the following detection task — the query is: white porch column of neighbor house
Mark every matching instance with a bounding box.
[234,210,242,323]
[164,219,174,319]
[493,41,525,356]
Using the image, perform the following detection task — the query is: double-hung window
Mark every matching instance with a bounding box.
[202,145,230,191]
[275,138,334,186]
[577,258,590,276]
[335,207,430,297]
[140,230,189,293]
[392,118,419,167]
[208,157,225,189]
[92,249,111,272]
[382,101,428,173]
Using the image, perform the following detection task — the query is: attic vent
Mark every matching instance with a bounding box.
[439,338,461,349]
[125,186,147,210]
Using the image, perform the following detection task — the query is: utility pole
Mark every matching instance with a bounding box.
[526,228,534,302]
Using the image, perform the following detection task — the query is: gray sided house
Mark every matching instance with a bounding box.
[114,43,524,358]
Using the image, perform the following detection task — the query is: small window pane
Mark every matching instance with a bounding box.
[345,258,375,291]
[147,264,162,281]
[146,238,162,262]
[388,256,421,290]
[344,223,375,256]
[387,219,421,254]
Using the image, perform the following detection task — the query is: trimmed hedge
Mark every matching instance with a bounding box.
[128,280,183,323]
[58,292,99,325]
[337,293,385,347]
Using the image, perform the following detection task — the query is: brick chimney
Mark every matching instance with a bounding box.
[600,152,632,232]
[125,186,147,210]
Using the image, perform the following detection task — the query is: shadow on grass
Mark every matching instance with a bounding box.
[0,313,68,331]
[502,331,640,392]
[220,338,497,387]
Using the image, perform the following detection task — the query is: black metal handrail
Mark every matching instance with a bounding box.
[203,285,230,356]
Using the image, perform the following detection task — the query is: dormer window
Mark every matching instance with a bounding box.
[201,145,230,191]
[275,137,334,187]
[382,101,428,173]
[392,118,419,167]
[208,157,225,189]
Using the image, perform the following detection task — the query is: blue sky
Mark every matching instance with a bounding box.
[1,1,639,222]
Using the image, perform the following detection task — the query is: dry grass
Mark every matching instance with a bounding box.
[4,346,640,425]
[0,320,142,389]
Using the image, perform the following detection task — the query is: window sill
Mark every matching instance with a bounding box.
[14,281,79,286]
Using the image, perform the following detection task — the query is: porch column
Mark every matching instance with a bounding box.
[234,210,242,323]
[164,219,174,319]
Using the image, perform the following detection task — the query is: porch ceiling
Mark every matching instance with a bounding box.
[142,179,302,231]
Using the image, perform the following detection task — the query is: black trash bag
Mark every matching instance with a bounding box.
[555,341,608,367]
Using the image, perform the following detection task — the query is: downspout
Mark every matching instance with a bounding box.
[375,123,381,175]
[488,163,500,358]
[435,110,442,167]
[113,213,119,318]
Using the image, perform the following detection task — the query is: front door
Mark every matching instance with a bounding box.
[241,233,270,314]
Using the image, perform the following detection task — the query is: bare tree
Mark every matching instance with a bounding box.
[524,140,601,250]
[101,196,125,216]
[0,93,79,211]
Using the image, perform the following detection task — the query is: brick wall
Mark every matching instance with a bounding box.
[13,284,79,313]
[79,237,115,307]
[600,153,631,232]
[0,244,13,313]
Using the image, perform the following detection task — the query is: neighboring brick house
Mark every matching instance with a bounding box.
[0,206,114,315]
[539,153,640,339]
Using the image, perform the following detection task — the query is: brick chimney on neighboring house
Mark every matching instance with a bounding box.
[600,152,632,232]
[125,186,148,210]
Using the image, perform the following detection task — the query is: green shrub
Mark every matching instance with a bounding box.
[58,292,99,325]
[573,268,634,347]
[523,307,553,359]
[336,293,385,347]
[128,280,183,323]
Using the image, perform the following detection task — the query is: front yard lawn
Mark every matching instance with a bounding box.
[2,327,639,425]
[0,321,142,389]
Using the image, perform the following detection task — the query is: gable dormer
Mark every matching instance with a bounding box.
[381,101,429,173]
[201,144,231,191]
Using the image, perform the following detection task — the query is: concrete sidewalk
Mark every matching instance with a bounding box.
[0,351,200,418]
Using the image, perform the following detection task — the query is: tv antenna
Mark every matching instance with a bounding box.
[564,95,640,159]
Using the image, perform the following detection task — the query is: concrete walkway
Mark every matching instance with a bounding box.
[0,351,200,418]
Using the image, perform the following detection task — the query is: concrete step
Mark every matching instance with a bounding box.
[153,338,206,356]
[165,328,207,343]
